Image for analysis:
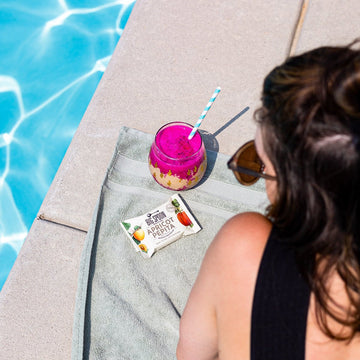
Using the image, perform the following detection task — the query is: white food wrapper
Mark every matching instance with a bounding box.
[120,194,201,258]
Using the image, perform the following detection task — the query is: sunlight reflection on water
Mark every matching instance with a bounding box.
[0,0,136,290]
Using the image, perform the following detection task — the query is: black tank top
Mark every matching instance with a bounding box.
[251,227,311,360]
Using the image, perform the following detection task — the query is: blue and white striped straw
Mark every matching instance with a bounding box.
[188,86,221,140]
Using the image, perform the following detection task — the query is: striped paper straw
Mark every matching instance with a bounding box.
[188,86,221,140]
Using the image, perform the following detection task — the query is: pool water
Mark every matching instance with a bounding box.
[0,0,136,290]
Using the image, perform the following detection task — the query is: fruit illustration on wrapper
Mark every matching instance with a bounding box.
[139,243,148,253]
[177,211,193,227]
[121,222,146,249]
[171,198,193,228]
[133,226,145,241]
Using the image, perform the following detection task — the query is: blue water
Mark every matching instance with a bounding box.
[0,0,136,290]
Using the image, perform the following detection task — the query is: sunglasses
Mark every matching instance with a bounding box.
[227,140,277,186]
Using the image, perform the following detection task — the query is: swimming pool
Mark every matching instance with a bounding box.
[0,0,136,290]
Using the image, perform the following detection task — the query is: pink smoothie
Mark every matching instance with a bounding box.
[149,122,207,190]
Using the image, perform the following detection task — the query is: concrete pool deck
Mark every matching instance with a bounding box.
[1,0,360,358]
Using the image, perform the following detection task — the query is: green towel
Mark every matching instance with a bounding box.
[72,126,268,360]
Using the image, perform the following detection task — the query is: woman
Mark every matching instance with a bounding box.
[177,42,360,359]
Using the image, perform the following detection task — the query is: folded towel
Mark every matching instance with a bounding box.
[72,126,268,360]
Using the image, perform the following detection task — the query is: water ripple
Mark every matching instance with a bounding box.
[0,0,135,289]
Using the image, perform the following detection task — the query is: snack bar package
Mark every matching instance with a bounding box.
[121,194,201,258]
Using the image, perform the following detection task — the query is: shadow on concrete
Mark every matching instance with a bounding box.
[213,106,250,137]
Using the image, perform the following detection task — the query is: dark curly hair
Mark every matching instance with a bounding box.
[256,40,360,340]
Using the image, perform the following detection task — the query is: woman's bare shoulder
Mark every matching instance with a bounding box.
[201,212,273,298]
[208,212,272,265]
[218,211,272,238]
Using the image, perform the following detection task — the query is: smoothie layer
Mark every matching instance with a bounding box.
[156,124,202,158]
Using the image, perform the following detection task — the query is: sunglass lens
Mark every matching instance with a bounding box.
[234,141,262,185]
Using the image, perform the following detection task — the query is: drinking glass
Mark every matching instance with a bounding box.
[148,122,207,190]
